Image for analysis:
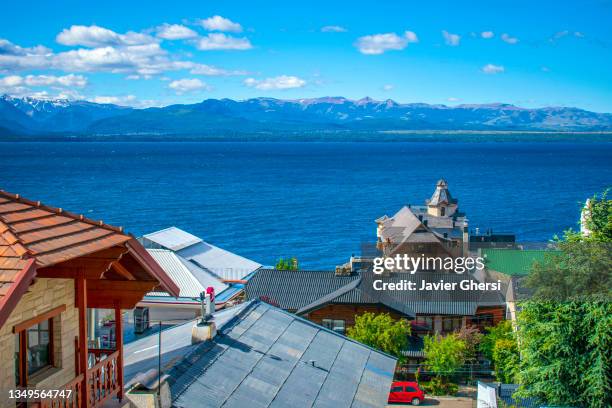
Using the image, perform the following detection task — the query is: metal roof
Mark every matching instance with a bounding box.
[245,269,361,311]
[482,248,560,276]
[146,249,228,298]
[248,269,505,317]
[142,227,202,251]
[168,300,397,408]
[141,226,262,281]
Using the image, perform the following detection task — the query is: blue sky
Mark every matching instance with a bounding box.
[1,0,612,111]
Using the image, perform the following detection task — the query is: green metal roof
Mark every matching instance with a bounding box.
[482,248,560,276]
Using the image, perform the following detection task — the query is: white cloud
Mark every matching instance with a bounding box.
[168,78,208,94]
[0,75,24,87]
[501,33,519,44]
[321,25,347,33]
[442,30,461,46]
[156,24,198,40]
[56,25,156,47]
[481,64,505,74]
[0,36,242,80]
[244,75,306,90]
[199,16,242,33]
[0,74,87,97]
[189,63,246,76]
[481,31,494,39]
[355,31,418,55]
[89,95,136,105]
[195,33,252,50]
[382,84,394,91]
[447,97,461,102]
[24,74,87,87]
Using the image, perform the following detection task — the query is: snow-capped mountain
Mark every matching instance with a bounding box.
[1,94,611,137]
[0,94,131,134]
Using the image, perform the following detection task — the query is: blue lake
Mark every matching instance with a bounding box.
[1,141,611,269]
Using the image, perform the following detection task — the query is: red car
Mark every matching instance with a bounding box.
[388,381,425,405]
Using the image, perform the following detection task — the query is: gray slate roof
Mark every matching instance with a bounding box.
[168,300,397,408]
[247,269,505,317]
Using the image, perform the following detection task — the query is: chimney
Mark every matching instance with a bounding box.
[192,287,217,344]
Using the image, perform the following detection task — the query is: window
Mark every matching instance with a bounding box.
[390,386,403,393]
[321,319,345,334]
[442,317,462,332]
[405,386,417,392]
[416,315,434,330]
[15,318,54,385]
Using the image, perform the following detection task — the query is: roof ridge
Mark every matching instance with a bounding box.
[0,190,126,235]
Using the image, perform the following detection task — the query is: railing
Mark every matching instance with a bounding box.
[88,349,121,407]
[88,348,116,366]
[40,349,121,408]
[40,373,83,408]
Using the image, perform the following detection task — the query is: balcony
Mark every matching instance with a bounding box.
[41,349,121,408]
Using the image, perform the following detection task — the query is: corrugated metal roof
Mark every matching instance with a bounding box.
[483,248,560,276]
[146,249,228,298]
[249,269,505,317]
[142,226,262,280]
[245,269,361,311]
[168,301,397,408]
[142,227,202,251]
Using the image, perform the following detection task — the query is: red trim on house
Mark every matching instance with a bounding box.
[126,237,180,297]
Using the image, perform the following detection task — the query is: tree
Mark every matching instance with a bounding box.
[455,325,483,362]
[525,189,611,300]
[583,189,612,242]
[275,257,298,270]
[516,300,612,408]
[479,321,520,383]
[492,338,519,383]
[480,320,513,362]
[423,333,466,382]
[347,312,410,359]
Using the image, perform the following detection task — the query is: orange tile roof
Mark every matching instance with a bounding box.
[0,190,179,328]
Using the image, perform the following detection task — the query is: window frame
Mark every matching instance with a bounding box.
[13,305,64,386]
[15,318,54,385]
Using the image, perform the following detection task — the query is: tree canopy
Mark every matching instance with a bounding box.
[347,312,410,359]
[525,190,612,300]
[516,300,611,408]
[423,333,466,379]
[275,257,299,270]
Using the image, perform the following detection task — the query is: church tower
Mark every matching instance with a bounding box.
[426,179,458,217]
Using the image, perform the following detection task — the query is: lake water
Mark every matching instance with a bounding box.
[1,141,611,269]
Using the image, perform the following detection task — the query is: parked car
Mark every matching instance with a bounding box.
[388,381,425,405]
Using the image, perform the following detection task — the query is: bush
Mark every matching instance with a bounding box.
[347,312,411,359]
[421,377,459,396]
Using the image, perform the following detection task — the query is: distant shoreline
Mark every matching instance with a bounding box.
[2,131,612,143]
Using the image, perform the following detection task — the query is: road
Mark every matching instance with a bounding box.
[387,397,474,407]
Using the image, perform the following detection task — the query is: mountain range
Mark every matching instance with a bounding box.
[2,94,612,138]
